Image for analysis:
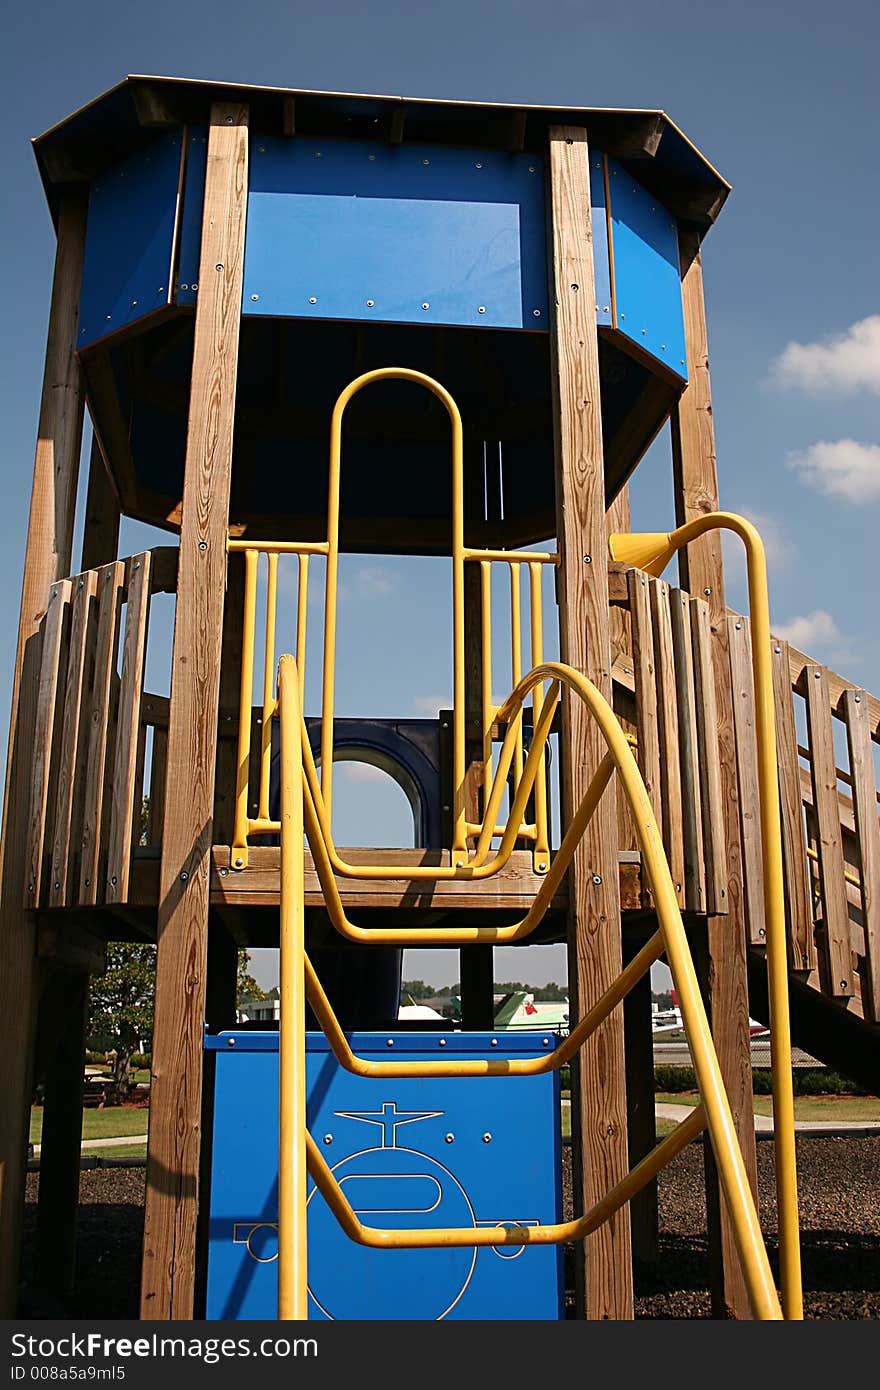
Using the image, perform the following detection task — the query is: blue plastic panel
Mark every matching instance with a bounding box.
[242,137,549,329]
[176,128,208,306]
[78,131,182,347]
[607,158,686,376]
[205,1031,563,1320]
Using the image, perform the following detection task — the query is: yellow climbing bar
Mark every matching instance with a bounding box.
[610,511,803,1321]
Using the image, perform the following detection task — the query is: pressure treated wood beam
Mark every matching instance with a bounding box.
[140,102,249,1320]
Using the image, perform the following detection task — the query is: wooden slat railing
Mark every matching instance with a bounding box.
[725,615,880,1023]
[25,548,177,912]
[614,568,727,916]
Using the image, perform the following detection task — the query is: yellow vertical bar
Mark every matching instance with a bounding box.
[451,408,466,866]
[277,654,308,1320]
[321,401,343,827]
[232,548,258,868]
[509,561,524,794]
[258,551,278,822]
[296,554,308,703]
[530,562,550,872]
[480,560,493,800]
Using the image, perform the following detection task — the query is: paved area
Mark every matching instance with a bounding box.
[655,1101,880,1137]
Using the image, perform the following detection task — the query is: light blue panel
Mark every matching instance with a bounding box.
[242,137,549,329]
[607,158,687,378]
[589,154,613,328]
[176,127,208,306]
[205,1031,563,1320]
[78,131,182,346]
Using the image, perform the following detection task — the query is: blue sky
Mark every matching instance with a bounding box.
[2,1,877,989]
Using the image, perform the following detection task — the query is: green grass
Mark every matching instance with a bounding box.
[655,1092,880,1123]
[562,1099,677,1142]
[81,1142,147,1159]
[31,1106,149,1146]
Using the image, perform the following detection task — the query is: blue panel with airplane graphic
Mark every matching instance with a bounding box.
[205,1031,563,1320]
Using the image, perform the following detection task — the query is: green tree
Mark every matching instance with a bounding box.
[88,944,155,1103]
[237,951,268,1006]
[401,979,437,1000]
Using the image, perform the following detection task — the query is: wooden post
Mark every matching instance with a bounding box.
[141,103,249,1320]
[80,434,121,571]
[548,126,632,1320]
[670,228,758,1319]
[622,936,658,1268]
[460,552,494,1028]
[35,967,89,1293]
[0,191,87,1316]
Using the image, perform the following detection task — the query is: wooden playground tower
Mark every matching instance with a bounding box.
[2,75,878,1322]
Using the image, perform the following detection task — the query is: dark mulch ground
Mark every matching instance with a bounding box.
[20,1136,880,1319]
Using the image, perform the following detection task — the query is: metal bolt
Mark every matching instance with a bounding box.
[366,299,375,307]
[490,1038,498,1047]
[542,1038,550,1047]
[54,881,60,890]
[641,328,646,335]
[368,153,376,161]
[621,312,626,320]
[735,621,743,630]
[84,878,90,888]
[323,1134,333,1145]
[251,293,260,302]
[703,587,712,597]
[477,305,486,314]
[422,158,430,165]
[219,867,228,877]
[445,1133,455,1143]
[386,1038,395,1047]
[537,861,547,871]
[180,871,188,882]
[438,1037,447,1047]
[224,115,234,125]
[258,146,266,154]
[234,857,244,868]
[583,554,592,564]
[105,314,112,321]
[110,876,118,886]
[133,562,141,571]
[421,302,430,310]
[442,803,450,813]
[759,927,766,938]
[841,981,848,990]
[482,1132,493,1143]
[131,299,138,307]
[661,344,667,351]
[592,874,602,885]
[533,309,541,317]
[180,284,189,291]
[528,165,536,173]
[308,296,317,305]
[474,162,483,169]
[192,282,198,291]
[227,1037,236,1045]
[570,282,579,292]
[27,884,34,894]
[814,670,821,679]
[774,644,782,654]
[198,540,207,552]
[855,694,862,703]
[314,151,322,158]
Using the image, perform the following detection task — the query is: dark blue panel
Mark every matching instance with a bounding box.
[78,131,182,347]
[243,137,549,330]
[607,158,687,378]
[590,154,613,328]
[176,127,208,307]
[206,1031,563,1320]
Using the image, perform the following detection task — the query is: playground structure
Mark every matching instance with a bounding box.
[1,74,879,1321]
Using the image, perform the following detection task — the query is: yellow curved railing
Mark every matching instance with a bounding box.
[275,653,794,1323]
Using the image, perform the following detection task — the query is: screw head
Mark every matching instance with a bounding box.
[438,1037,447,1046]
[386,1038,394,1047]
[490,1038,498,1047]
[474,161,482,169]
[592,874,603,885]
[227,1037,236,1046]
[583,554,592,564]
[234,857,244,868]
[308,296,317,305]
[366,299,375,307]
[477,305,486,314]
[215,263,224,272]
[251,293,260,302]
[180,871,188,882]
[445,1133,455,1143]
[482,1132,493,1143]
[323,1134,333,1145]
[219,867,228,877]
[110,876,118,886]
[703,587,712,596]
[421,302,430,311]
[533,309,541,317]
[198,540,207,552]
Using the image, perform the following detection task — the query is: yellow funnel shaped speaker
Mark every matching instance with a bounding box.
[607,531,677,577]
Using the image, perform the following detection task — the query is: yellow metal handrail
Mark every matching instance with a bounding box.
[275,653,793,1321]
[610,511,803,1320]
[228,368,555,874]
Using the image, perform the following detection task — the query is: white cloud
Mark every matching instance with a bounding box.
[722,508,794,576]
[353,566,394,597]
[412,693,451,716]
[774,610,840,651]
[335,760,386,783]
[787,439,880,502]
[770,315,880,395]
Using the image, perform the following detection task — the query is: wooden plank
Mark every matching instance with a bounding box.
[149,724,168,847]
[649,579,685,906]
[771,639,815,971]
[788,644,880,736]
[548,124,631,1320]
[106,552,151,902]
[690,597,727,914]
[142,102,249,1322]
[48,571,98,907]
[0,190,87,1317]
[669,225,756,1320]
[842,689,880,1021]
[670,587,705,912]
[25,581,72,909]
[79,561,125,904]
[727,616,765,944]
[803,665,855,997]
